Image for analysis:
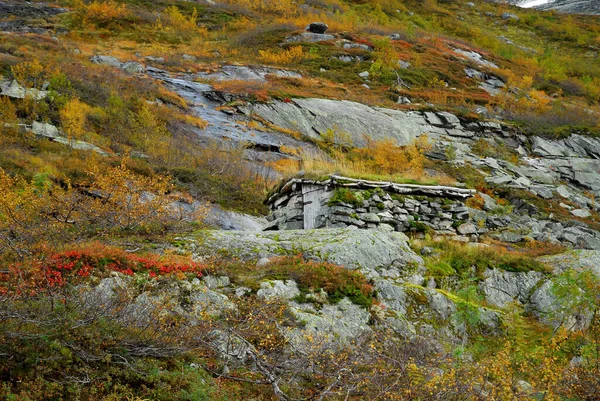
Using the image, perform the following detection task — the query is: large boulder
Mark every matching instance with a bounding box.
[240,98,474,147]
[480,269,544,308]
[187,228,423,274]
[539,250,600,276]
[90,55,123,68]
[287,298,371,348]
[306,22,328,34]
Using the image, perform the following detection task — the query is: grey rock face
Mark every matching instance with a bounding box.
[531,0,600,15]
[30,122,110,156]
[285,32,335,43]
[189,285,235,317]
[0,79,47,100]
[243,98,479,147]
[572,209,591,218]
[288,298,371,348]
[502,12,519,20]
[480,269,543,308]
[203,275,231,289]
[195,65,302,82]
[257,280,300,300]
[457,223,478,235]
[121,61,145,74]
[188,228,423,273]
[539,250,600,276]
[32,121,60,139]
[148,71,320,177]
[90,55,123,68]
[529,280,592,331]
[452,48,499,68]
[203,203,266,231]
[375,280,408,314]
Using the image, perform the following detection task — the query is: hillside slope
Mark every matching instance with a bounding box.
[1,0,600,399]
[516,0,600,15]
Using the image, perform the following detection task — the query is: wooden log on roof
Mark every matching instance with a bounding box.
[267,174,476,206]
[330,175,476,198]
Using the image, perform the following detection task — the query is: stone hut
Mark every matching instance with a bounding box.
[265,175,477,235]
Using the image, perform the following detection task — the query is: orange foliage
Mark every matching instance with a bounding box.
[259,46,305,65]
[76,0,130,29]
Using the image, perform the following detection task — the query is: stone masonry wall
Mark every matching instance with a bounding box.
[265,186,479,238]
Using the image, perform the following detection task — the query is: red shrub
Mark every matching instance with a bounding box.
[1,243,204,295]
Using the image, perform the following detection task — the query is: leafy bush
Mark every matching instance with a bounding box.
[327,187,362,207]
[0,289,218,400]
[1,243,204,295]
[422,240,550,278]
[259,46,305,65]
[211,255,374,308]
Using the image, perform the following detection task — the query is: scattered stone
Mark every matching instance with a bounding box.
[203,275,231,289]
[358,71,369,78]
[453,48,499,69]
[285,32,335,43]
[145,56,165,63]
[420,246,435,256]
[398,60,411,69]
[90,55,122,68]
[256,257,272,268]
[257,280,300,300]
[343,43,372,51]
[121,61,145,74]
[235,287,252,298]
[196,65,302,82]
[556,185,571,199]
[559,202,573,210]
[502,12,519,21]
[0,79,47,100]
[457,223,478,235]
[572,209,591,218]
[480,193,498,211]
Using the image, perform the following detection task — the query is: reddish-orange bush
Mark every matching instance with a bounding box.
[1,244,204,295]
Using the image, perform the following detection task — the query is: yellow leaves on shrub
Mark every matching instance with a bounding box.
[221,0,298,16]
[86,160,173,232]
[271,135,445,185]
[258,46,305,65]
[0,97,18,142]
[155,6,207,37]
[74,0,130,29]
[10,59,46,89]
[358,135,432,176]
[60,98,90,143]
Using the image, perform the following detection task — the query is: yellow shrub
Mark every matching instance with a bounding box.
[258,46,305,65]
[155,6,207,37]
[60,98,90,143]
[358,135,432,176]
[78,0,130,29]
[221,0,297,16]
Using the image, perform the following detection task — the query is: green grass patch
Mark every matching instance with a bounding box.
[421,240,551,279]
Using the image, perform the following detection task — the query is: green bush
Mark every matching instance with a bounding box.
[422,240,550,278]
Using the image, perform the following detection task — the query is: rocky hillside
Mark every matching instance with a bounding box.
[1,0,600,399]
[512,0,600,15]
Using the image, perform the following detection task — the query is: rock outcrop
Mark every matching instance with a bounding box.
[188,228,423,273]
